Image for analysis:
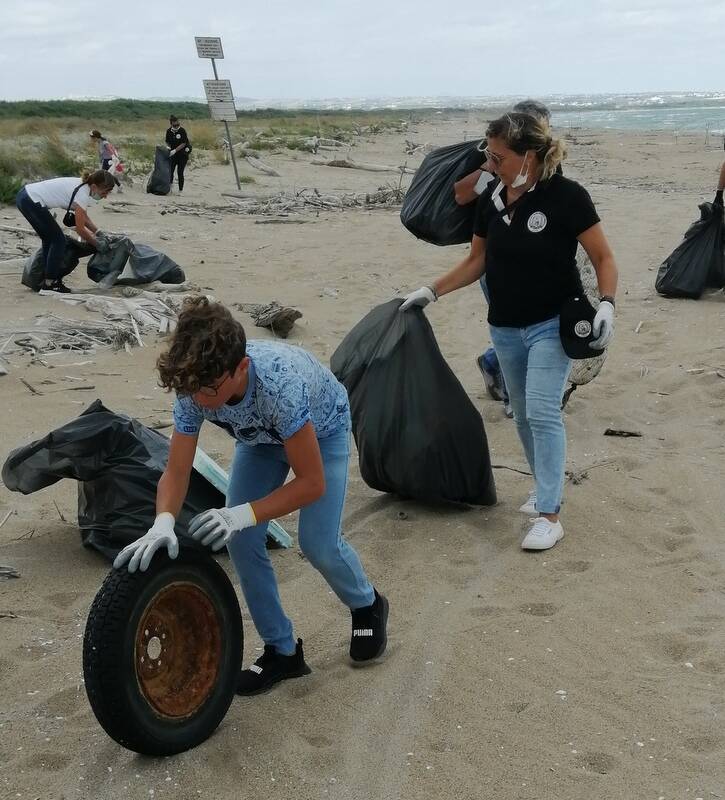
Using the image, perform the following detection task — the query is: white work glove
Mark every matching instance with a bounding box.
[113,512,178,573]
[399,286,437,311]
[590,300,615,349]
[188,503,257,552]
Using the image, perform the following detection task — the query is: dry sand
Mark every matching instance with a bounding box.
[1,116,724,800]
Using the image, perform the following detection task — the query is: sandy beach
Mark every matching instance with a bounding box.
[1,115,725,800]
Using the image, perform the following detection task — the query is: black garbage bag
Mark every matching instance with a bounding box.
[331,300,496,506]
[400,140,488,246]
[655,202,725,298]
[87,232,185,285]
[1,400,223,561]
[21,236,95,291]
[146,145,172,196]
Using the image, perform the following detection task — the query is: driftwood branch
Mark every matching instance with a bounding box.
[0,224,34,236]
[311,158,415,175]
[234,301,302,339]
[232,142,281,177]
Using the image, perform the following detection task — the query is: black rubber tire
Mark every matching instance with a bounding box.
[83,550,242,756]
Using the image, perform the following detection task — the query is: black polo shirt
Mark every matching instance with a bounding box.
[165,126,190,153]
[473,173,600,327]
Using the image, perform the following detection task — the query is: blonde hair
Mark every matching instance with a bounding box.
[486,112,566,180]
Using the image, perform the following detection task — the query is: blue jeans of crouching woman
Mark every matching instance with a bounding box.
[15,187,66,280]
[226,426,375,656]
[489,316,572,514]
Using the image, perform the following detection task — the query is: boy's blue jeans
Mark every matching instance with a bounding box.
[489,317,572,514]
[226,427,375,656]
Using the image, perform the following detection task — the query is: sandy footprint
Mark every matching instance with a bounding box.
[574,751,619,774]
[518,602,559,617]
[21,751,72,770]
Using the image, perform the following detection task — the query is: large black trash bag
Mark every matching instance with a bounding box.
[331,300,496,506]
[400,140,487,246]
[22,236,95,291]
[146,145,172,196]
[655,202,725,298]
[87,232,186,285]
[1,400,223,560]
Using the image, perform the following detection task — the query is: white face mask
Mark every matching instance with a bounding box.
[512,152,530,188]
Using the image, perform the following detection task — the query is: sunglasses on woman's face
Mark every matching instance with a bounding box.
[482,146,504,167]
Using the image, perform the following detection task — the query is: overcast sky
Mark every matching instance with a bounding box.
[1,0,724,102]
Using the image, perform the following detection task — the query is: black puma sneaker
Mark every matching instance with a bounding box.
[236,638,311,696]
[349,589,389,663]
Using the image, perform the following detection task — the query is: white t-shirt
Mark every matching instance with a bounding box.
[24,178,95,210]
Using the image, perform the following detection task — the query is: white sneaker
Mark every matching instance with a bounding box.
[518,490,537,514]
[521,517,564,551]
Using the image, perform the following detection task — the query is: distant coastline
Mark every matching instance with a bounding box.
[1,91,724,132]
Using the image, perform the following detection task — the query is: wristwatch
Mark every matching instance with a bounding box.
[599,295,615,308]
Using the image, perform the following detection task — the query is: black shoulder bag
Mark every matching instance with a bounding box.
[62,183,85,227]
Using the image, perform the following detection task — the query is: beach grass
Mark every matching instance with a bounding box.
[0,101,417,203]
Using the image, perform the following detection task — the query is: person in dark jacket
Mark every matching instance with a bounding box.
[165,115,192,192]
[715,158,725,208]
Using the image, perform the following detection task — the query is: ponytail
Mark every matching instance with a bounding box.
[540,138,566,180]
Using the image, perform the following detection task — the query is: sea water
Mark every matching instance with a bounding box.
[237,91,725,134]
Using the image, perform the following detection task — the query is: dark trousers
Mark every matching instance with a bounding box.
[170,153,188,191]
[15,187,66,280]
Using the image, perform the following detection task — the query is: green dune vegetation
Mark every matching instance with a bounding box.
[0,100,418,203]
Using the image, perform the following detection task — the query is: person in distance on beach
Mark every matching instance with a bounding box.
[714,157,725,209]
[400,112,618,551]
[89,130,116,171]
[166,115,192,192]
[114,297,389,695]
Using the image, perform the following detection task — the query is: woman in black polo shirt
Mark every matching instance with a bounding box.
[165,115,192,192]
[401,112,618,551]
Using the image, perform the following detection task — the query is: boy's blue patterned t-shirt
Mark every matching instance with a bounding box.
[172,341,351,445]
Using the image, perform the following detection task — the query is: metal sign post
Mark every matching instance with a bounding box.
[195,36,241,190]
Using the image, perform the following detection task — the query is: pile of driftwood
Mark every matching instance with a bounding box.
[221,185,405,216]
[404,140,434,156]
[234,301,302,339]
[1,315,140,362]
[0,292,185,367]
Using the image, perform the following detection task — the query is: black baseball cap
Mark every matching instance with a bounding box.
[559,295,605,360]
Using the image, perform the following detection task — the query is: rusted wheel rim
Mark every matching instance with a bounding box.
[135,582,223,719]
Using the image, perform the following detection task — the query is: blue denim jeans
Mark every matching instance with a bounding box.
[489,317,572,514]
[15,187,67,280]
[226,426,375,655]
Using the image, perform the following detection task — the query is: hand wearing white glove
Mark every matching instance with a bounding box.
[188,503,257,552]
[399,285,437,311]
[590,300,615,349]
[113,512,179,573]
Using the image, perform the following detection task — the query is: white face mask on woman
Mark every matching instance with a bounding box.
[512,152,530,188]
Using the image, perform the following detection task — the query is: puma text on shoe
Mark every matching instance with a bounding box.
[350,589,389,663]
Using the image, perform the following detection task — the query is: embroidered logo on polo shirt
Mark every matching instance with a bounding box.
[574,320,592,338]
[527,211,547,233]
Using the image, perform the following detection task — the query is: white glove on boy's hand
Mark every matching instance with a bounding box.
[399,286,437,311]
[113,512,178,573]
[590,300,615,349]
[188,503,257,552]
